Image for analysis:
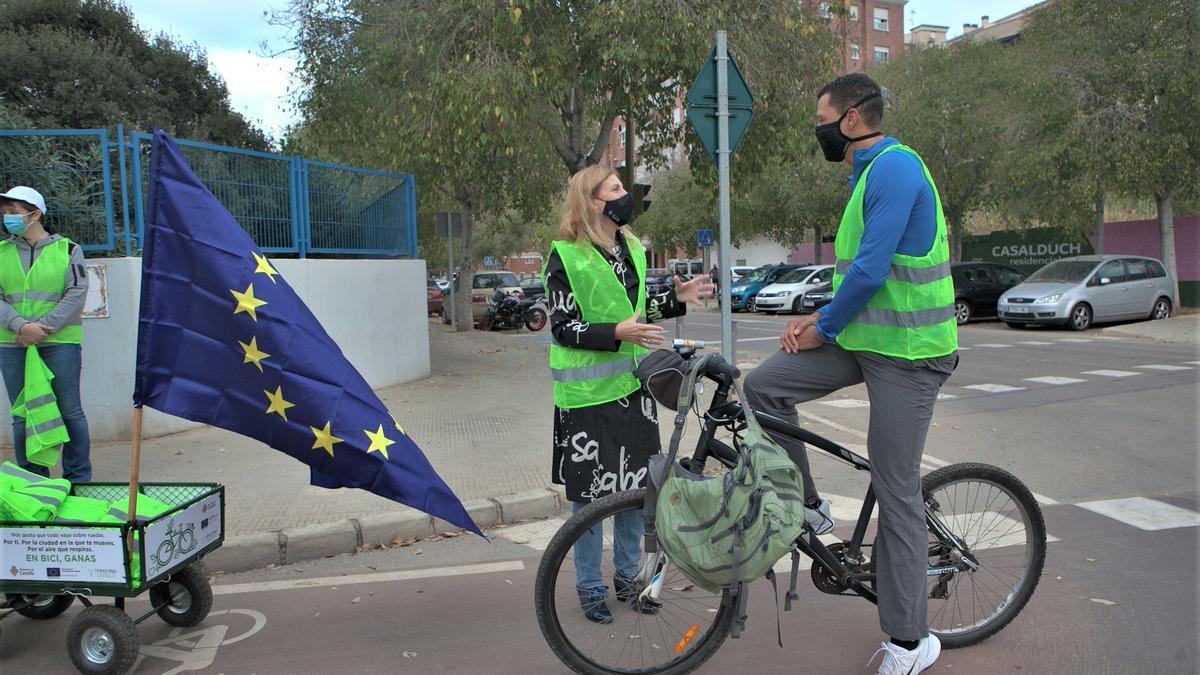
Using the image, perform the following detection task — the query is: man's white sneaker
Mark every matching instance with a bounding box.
[805,497,835,535]
[869,634,941,674]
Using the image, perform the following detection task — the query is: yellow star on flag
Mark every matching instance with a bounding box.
[310,421,343,458]
[231,284,267,321]
[252,251,280,283]
[364,424,396,461]
[263,386,295,421]
[237,336,271,372]
[390,414,406,436]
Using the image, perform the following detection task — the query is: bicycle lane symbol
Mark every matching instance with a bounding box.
[131,608,267,675]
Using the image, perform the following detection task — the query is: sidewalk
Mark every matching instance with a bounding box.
[1100,314,1198,344]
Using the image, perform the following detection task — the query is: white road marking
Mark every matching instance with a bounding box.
[1017,341,1054,346]
[964,383,1026,393]
[1076,498,1200,531]
[211,560,526,596]
[936,393,957,400]
[820,399,870,408]
[975,343,1013,349]
[798,410,867,440]
[957,346,972,351]
[492,518,567,551]
[1136,364,1193,371]
[1024,376,1087,385]
[1082,369,1141,378]
[1184,361,1200,365]
[1057,338,1093,343]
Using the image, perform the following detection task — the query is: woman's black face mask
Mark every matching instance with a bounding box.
[602,192,636,226]
[814,93,883,162]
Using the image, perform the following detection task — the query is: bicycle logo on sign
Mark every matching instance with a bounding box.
[152,519,197,569]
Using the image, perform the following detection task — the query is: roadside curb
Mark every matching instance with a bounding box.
[204,486,567,574]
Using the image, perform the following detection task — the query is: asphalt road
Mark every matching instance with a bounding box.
[5,317,1197,674]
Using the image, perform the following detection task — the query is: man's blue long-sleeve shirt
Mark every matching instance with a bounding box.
[816,137,938,340]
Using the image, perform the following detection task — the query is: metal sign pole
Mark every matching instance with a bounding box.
[716,31,733,362]
[448,219,457,327]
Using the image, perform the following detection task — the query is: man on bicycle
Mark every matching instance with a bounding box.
[744,73,958,675]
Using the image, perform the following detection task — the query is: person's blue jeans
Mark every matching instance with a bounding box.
[0,344,92,482]
[571,501,644,593]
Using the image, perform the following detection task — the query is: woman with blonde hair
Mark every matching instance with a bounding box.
[542,165,712,623]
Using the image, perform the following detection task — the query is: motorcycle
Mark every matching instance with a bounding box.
[479,287,549,332]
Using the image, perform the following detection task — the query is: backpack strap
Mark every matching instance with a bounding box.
[785,548,801,611]
[644,353,718,550]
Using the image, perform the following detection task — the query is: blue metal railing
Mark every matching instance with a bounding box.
[0,128,417,259]
[0,129,117,253]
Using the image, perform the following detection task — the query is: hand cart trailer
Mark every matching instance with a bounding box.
[2,474,224,674]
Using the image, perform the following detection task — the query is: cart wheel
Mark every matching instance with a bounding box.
[6,593,75,619]
[67,605,139,675]
[149,561,213,627]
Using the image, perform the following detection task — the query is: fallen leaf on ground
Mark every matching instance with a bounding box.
[413,549,424,555]
[403,651,418,658]
[670,584,695,592]
[351,596,361,604]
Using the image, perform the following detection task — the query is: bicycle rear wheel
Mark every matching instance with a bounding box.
[534,489,734,675]
[922,462,1046,648]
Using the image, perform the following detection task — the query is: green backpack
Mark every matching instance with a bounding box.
[647,354,807,639]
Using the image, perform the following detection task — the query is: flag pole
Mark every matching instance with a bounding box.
[126,406,143,557]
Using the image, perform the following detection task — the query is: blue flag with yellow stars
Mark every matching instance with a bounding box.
[133,130,480,535]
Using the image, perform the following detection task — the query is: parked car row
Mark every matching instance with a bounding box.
[722,255,1176,331]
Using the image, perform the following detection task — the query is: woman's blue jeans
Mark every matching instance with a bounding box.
[571,501,644,593]
[0,344,92,482]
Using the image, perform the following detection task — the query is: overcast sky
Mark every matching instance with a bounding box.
[121,0,1039,143]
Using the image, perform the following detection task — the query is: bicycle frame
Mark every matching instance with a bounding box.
[684,368,978,606]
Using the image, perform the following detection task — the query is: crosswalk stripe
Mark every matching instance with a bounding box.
[1082,369,1140,377]
[958,346,972,351]
[964,383,1026,393]
[1076,498,1200,531]
[936,393,957,400]
[1057,338,1093,343]
[1025,376,1087,385]
[975,343,1013,348]
[1184,361,1200,365]
[1136,364,1193,371]
[820,399,870,408]
[1017,341,1053,345]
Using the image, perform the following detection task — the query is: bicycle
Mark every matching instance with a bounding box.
[534,340,1046,674]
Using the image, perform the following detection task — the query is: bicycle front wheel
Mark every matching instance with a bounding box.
[534,489,734,675]
[922,462,1047,648]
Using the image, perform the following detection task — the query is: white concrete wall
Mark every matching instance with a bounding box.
[729,238,791,268]
[0,257,430,443]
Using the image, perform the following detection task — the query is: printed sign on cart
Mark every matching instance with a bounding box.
[143,493,223,579]
[1,527,127,583]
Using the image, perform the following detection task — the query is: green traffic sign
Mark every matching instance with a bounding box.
[685,45,755,164]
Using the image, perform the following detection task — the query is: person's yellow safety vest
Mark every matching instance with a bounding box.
[833,144,958,359]
[11,345,70,468]
[545,236,649,409]
[0,238,83,345]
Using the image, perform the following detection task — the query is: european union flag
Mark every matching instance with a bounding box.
[133,130,480,535]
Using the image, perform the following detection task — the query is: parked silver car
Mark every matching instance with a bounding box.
[998,255,1175,331]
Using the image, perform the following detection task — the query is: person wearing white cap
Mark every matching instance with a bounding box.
[0,186,91,481]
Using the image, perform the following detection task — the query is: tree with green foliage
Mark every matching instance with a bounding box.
[285,0,838,329]
[287,0,564,329]
[1013,0,1198,304]
[874,40,1017,261]
[633,165,714,254]
[734,151,845,263]
[0,0,268,149]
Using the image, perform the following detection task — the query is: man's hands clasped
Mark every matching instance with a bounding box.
[780,311,825,353]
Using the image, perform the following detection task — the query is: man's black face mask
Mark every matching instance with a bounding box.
[814,93,883,162]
